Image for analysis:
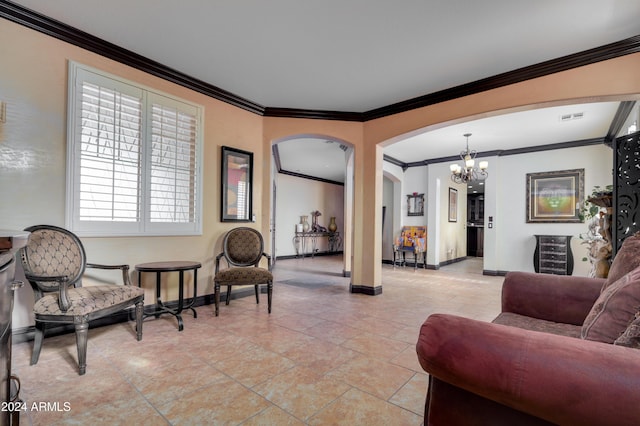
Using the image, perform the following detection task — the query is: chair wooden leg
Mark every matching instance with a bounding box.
[225,285,232,305]
[214,281,220,316]
[74,320,89,375]
[135,300,143,341]
[267,280,273,314]
[31,321,45,365]
[254,285,259,304]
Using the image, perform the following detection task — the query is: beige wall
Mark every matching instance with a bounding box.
[2,17,640,328]
[0,20,265,328]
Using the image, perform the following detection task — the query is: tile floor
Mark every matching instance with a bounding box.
[11,256,504,425]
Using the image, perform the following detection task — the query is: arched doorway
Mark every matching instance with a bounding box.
[270,135,355,276]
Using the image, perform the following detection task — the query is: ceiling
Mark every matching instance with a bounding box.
[6,0,640,187]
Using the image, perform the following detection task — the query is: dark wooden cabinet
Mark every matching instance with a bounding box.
[534,235,573,275]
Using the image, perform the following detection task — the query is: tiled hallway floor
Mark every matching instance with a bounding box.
[11,256,503,425]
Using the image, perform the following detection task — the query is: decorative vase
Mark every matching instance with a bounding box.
[300,215,310,232]
[328,216,337,232]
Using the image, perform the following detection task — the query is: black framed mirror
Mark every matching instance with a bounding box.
[221,146,253,222]
[407,193,424,216]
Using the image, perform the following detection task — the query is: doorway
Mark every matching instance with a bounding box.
[466,193,484,257]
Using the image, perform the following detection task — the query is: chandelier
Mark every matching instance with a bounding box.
[450,133,488,183]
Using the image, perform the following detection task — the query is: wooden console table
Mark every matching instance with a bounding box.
[135,261,201,331]
[293,231,341,258]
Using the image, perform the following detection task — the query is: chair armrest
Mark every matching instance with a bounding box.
[214,253,225,274]
[261,252,272,271]
[86,263,131,286]
[24,273,71,311]
[502,271,604,325]
[417,314,640,425]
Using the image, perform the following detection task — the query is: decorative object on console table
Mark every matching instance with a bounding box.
[310,210,327,232]
[526,168,584,223]
[221,146,253,222]
[534,235,573,275]
[300,215,310,232]
[328,216,338,233]
[407,193,424,216]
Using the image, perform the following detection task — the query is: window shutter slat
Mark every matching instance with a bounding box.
[149,101,198,223]
[78,82,142,222]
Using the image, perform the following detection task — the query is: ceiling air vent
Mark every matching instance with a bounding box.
[560,112,584,122]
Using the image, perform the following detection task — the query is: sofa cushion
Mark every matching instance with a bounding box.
[614,312,640,348]
[581,265,640,343]
[603,231,640,291]
[493,312,582,338]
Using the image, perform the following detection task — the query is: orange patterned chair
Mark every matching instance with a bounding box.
[393,226,427,270]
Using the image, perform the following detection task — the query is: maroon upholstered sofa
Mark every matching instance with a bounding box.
[416,234,640,426]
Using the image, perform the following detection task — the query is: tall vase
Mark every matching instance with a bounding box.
[328,216,337,232]
[300,215,310,232]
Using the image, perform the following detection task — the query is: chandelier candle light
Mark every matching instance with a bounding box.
[450,133,488,183]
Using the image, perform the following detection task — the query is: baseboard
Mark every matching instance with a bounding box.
[276,251,343,261]
[382,256,467,270]
[349,284,382,296]
[438,256,467,267]
[483,269,509,276]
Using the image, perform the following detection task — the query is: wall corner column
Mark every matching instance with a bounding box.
[350,143,383,295]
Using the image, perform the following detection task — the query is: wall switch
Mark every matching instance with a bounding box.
[488,223,493,228]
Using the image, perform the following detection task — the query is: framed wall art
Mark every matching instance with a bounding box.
[221,146,253,222]
[526,168,584,223]
[448,187,458,222]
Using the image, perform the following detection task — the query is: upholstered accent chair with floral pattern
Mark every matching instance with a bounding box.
[20,225,144,375]
[213,227,272,316]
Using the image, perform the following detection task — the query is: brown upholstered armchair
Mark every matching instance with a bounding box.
[20,225,144,375]
[417,233,640,425]
[213,227,273,316]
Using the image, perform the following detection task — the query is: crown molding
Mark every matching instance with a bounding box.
[384,138,606,169]
[1,1,639,121]
[264,107,362,122]
[364,35,640,121]
[605,101,637,145]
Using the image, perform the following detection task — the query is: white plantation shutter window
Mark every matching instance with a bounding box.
[148,96,198,224]
[67,62,203,236]
[78,81,142,222]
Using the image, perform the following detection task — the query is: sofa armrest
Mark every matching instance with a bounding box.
[417,314,640,426]
[502,271,604,325]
